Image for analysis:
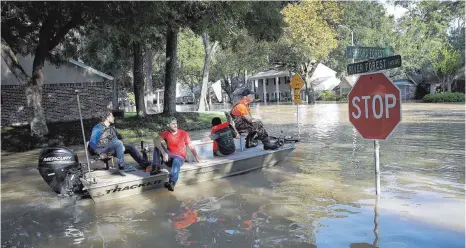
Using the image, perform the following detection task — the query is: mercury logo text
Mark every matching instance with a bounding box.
[43,156,72,162]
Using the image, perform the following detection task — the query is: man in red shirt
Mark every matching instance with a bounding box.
[152,117,202,191]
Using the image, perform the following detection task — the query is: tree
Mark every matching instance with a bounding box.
[271,1,342,103]
[429,46,462,92]
[211,31,271,103]
[1,2,103,137]
[79,24,133,90]
[325,2,398,79]
[382,1,463,94]
[178,29,204,103]
[159,2,214,115]
[100,2,166,117]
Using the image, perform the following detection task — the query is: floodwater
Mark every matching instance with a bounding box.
[2,103,465,247]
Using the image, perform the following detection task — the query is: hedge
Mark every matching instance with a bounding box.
[422,92,465,103]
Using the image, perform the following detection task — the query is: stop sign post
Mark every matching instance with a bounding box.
[348,72,401,195]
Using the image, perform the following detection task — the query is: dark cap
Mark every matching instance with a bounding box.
[240,89,255,96]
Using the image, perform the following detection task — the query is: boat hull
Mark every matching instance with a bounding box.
[81,144,295,202]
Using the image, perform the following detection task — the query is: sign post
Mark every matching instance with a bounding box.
[290,74,305,137]
[348,72,401,195]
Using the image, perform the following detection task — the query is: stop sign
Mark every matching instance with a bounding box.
[348,73,401,140]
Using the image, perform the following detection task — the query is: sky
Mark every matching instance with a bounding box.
[381,0,408,19]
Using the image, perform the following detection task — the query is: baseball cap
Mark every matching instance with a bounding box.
[167,117,177,124]
[240,89,255,96]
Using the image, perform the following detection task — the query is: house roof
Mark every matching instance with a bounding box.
[249,69,290,80]
[69,59,114,80]
[393,79,416,86]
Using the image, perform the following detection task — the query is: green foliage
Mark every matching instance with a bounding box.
[423,92,465,103]
[178,29,204,93]
[394,0,464,79]
[430,46,462,77]
[127,92,135,104]
[281,1,341,61]
[326,1,397,78]
[1,2,106,64]
[317,90,337,101]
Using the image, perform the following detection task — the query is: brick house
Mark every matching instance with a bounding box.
[1,56,116,126]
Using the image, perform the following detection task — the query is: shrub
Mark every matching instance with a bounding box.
[317,90,337,101]
[423,92,465,102]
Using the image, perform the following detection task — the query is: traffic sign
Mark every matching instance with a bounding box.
[348,72,401,140]
[290,74,305,89]
[346,46,393,60]
[293,88,301,104]
[347,55,401,75]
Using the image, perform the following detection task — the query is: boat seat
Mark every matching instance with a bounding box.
[86,141,115,170]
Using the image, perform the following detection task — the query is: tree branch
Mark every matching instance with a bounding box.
[48,14,83,51]
[1,38,30,84]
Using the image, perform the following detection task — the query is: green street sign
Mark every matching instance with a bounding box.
[346,46,393,60]
[347,55,402,75]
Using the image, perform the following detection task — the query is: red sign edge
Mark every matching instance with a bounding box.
[347,71,403,141]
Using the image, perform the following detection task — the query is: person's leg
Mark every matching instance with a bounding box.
[168,154,185,184]
[124,144,151,168]
[252,120,269,141]
[232,116,252,134]
[102,140,125,167]
[164,153,185,191]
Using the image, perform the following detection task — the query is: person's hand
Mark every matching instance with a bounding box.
[195,157,203,163]
[202,136,211,142]
[235,134,240,139]
[99,153,109,160]
[162,152,169,162]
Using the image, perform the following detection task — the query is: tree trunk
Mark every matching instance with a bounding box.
[163,23,179,115]
[25,42,49,137]
[144,47,154,110]
[133,41,146,117]
[198,33,218,112]
[227,77,234,104]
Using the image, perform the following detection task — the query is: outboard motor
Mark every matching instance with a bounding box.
[38,146,84,197]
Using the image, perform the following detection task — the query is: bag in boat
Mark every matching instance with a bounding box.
[263,136,284,150]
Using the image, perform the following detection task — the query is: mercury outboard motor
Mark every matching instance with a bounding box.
[38,146,84,197]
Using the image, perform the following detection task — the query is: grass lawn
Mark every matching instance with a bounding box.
[1,111,225,153]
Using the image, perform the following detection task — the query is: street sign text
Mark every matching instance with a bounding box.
[346,46,393,60]
[347,55,402,75]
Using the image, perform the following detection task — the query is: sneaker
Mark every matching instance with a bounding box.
[164,181,175,191]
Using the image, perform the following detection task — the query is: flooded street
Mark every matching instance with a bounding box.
[2,103,464,248]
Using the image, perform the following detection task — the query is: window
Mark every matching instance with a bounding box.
[342,88,351,94]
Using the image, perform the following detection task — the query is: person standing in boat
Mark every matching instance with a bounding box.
[203,117,239,156]
[89,111,152,172]
[230,89,273,148]
[152,117,202,191]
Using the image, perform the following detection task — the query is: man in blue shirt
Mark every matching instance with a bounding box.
[89,111,152,171]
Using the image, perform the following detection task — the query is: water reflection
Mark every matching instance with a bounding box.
[1,103,464,247]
